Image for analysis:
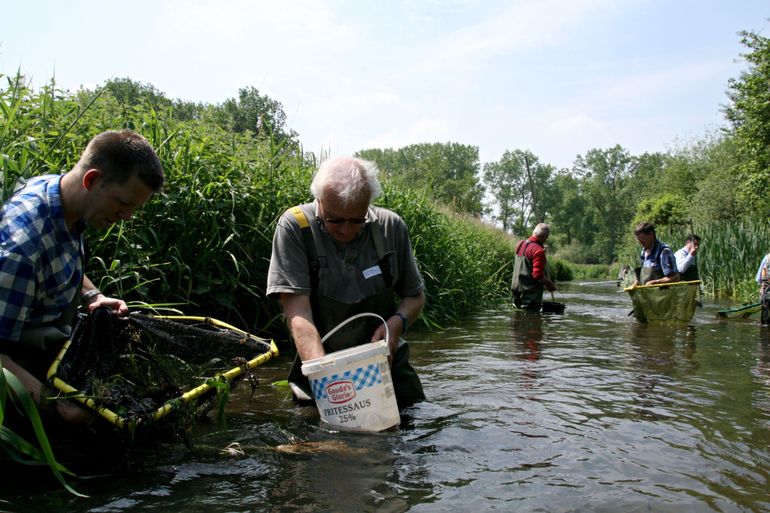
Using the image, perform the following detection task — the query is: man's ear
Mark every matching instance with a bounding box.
[82,169,103,190]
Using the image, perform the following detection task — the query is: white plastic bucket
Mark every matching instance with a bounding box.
[301,314,400,432]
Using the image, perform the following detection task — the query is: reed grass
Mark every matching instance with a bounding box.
[1,73,517,335]
[381,187,517,325]
[675,220,770,302]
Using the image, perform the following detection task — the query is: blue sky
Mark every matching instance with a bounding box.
[1,0,768,170]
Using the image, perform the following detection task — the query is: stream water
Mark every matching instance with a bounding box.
[3,280,770,512]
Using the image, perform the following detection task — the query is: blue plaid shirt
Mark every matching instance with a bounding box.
[0,175,85,342]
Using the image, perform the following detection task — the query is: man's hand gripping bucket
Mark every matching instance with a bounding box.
[300,313,401,432]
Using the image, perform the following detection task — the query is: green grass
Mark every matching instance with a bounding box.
[566,263,612,280]
[1,73,519,332]
[674,220,770,302]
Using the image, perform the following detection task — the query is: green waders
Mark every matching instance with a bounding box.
[286,205,425,409]
[761,253,770,325]
[679,263,699,282]
[511,239,545,311]
[637,265,664,286]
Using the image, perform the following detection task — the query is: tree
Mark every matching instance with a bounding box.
[634,193,688,227]
[572,145,635,263]
[689,137,745,223]
[482,150,524,233]
[547,171,588,248]
[102,77,172,111]
[212,86,298,149]
[724,29,770,218]
[482,149,554,235]
[524,154,556,225]
[358,142,485,216]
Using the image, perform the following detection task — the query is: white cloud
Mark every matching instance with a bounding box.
[572,58,737,114]
[363,116,454,150]
[549,112,604,136]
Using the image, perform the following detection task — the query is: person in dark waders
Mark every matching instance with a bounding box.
[511,223,557,312]
[266,156,425,408]
[675,233,701,282]
[633,222,680,286]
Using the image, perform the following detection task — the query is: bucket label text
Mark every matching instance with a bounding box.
[309,362,385,401]
[322,398,373,418]
[326,380,355,403]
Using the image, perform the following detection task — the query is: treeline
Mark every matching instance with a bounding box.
[358,27,768,267]
[353,29,770,300]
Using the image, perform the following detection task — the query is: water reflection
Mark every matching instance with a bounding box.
[755,327,770,384]
[509,311,543,399]
[752,327,770,427]
[624,323,686,422]
[626,322,698,376]
[510,310,543,361]
[268,432,408,513]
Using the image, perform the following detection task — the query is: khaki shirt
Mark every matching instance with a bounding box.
[266,201,424,304]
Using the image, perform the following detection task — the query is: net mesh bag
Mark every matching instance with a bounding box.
[53,307,273,427]
[627,282,698,323]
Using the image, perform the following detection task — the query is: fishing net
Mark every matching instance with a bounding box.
[49,308,276,430]
[626,281,699,323]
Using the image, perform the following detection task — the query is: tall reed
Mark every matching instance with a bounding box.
[381,187,517,326]
[1,74,518,335]
[680,220,770,301]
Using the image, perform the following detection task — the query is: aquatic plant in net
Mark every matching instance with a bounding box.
[50,308,275,431]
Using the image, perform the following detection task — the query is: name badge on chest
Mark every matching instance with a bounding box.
[362,265,382,280]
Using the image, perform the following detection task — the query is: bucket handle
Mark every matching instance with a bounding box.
[321,312,390,346]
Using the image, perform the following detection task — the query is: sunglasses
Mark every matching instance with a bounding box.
[322,216,367,225]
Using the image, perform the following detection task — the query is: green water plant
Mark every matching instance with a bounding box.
[0,362,83,497]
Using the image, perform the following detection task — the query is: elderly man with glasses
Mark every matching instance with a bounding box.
[267,156,425,408]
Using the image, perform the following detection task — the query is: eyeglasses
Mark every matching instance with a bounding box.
[316,200,368,226]
[322,216,367,225]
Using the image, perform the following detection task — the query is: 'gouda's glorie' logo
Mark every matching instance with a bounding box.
[326,380,355,403]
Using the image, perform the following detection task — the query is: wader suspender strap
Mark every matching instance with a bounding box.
[287,206,394,291]
[516,239,530,256]
[288,206,321,292]
[369,221,394,287]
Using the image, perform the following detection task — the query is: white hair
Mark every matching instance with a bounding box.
[533,223,550,238]
[310,156,382,206]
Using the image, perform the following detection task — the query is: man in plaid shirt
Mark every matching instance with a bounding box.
[0,130,164,422]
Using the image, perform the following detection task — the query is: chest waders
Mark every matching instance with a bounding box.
[286,205,424,408]
[679,262,699,282]
[636,241,673,286]
[631,248,668,321]
[679,260,704,307]
[511,239,545,311]
[636,265,664,286]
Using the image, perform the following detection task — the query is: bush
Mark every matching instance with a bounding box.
[549,259,575,281]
